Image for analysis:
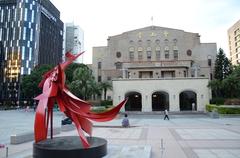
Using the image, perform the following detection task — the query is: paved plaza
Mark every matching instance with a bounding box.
[0,110,240,158]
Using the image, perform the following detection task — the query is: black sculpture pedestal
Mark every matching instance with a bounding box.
[33,136,107,158]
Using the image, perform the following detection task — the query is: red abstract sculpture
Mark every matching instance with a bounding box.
[34,52,127,148]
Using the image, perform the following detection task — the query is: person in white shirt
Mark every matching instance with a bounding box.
[164,109,169,120]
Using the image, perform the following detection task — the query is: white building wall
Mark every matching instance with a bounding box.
[113,78,210,112]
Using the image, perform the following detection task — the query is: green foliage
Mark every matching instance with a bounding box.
[100,100,113,107]
[208,80,222,97]
[214,48,232,80]
[206,104,240,114]
[99,81,112,100]
[208,49,240,98]
[21,64,53,100]
[69,65,101,100]
[65,63,85,84]
[91,106,107,113]
[209,97,225,105]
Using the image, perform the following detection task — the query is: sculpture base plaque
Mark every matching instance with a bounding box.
[33,136,107,158]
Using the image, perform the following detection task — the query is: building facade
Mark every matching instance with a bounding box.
[228,19,240,65]
[0,0,63,106]
[92,26,217,112]
[64,23,84,63]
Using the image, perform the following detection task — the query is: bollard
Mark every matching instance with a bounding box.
[160,138,165,158]
[160,138,164,150]
[6,146,8,158]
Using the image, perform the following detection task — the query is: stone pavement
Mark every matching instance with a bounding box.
[0,111,240,158]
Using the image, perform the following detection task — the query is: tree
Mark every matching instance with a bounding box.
[100,81,112,100]
[65,63,84,85]
[222,65,240,98]
[69,65,100,100]
[214,48,232,80]
[21,64,53,100]
[207,79,222,97]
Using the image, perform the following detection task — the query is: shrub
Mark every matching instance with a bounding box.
[100,100,113,107]
[224,98,240,105]
[91,106,106,113]
[210,98,225,105]
[206,104,240,114]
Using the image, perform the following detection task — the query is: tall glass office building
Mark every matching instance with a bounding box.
[0,0,63,106]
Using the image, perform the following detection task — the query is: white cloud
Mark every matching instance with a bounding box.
[51,0,240,63]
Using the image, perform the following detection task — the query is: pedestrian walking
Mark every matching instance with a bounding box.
[164,109,169,120]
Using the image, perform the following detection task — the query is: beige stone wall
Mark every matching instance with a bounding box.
[113,78,210,112]
[92,26,217,82]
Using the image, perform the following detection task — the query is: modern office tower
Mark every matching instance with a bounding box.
[92,26,217,112]
[64,23,84,63]
[0,0,63,106]
[228,19,240,65]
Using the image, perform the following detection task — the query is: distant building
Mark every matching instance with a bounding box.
[228,19,240,65]
[64,23,84,63]
[92,26,217,112]
[0,0,63,106]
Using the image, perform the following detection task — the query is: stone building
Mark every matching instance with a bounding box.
[92,26,217,112]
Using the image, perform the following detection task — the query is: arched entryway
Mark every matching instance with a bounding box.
[179,91,197,111]
[152,91,169,111]
[125,92,142,111]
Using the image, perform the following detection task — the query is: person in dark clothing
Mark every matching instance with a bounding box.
[122,114,130,127]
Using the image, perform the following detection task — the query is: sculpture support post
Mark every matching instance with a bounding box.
[50,108,53,139]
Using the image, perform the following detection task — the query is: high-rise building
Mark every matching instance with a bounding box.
[228,19,240,65]
[64,23,84,63]
[0,0,63,106]
[92,26,217,112]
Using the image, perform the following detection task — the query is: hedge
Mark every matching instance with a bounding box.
[206,104,240,114]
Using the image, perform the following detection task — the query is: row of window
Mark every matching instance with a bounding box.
[129,50,179,60]
[129,39,178,45]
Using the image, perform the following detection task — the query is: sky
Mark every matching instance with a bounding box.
[50,0,240,64]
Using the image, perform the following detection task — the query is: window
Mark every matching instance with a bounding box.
[173,39,177,44]
[138,51,143,60]
[155,39,160,44]
[164,39,169,44]
[24,8,28,21]
[116,51,121,58]
[129,52,134,61]
[98,76,101,82]
[146,47,151,60]
[155,46,161,60]
[98,62,101,69]
[208,59,212,66]
[147,39,151,45]
[184,71,187,77]
[107,76,111,81]
[115,62,122,69]
[187,49,192,56]
[147,51,151,60]
[207,55,212,66]
[138,40,142,45]
[164,46,169,59]
[165,50,169,59]
[174,50,178,60]
[156,51,160,60]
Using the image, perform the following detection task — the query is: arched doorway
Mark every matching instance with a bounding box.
[125,92,142,111]
[179,91,197,111]
[152,91,169,111]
